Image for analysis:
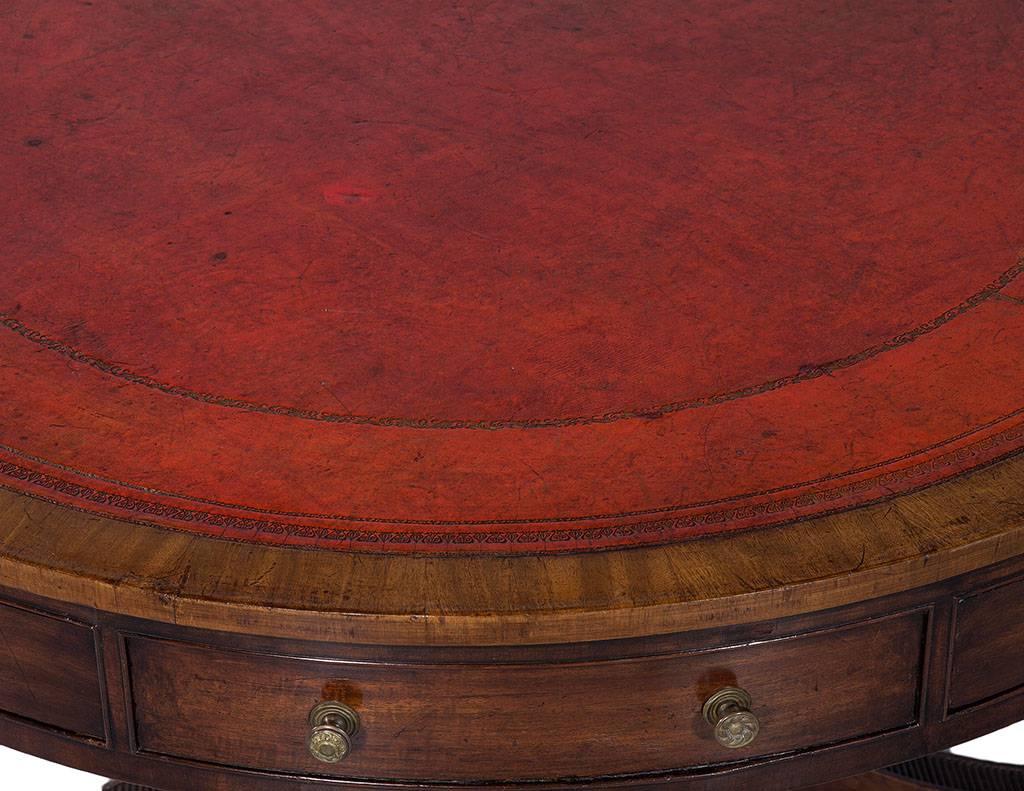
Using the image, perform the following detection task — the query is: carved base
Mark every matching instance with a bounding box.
[809,752,1024,789]
[102,783,160,791]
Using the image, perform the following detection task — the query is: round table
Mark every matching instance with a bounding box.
[1,1,1022,788]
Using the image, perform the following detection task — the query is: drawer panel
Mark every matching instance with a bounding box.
[0,600,104,740]
[127,612,926,781]
[949,574,1024,711]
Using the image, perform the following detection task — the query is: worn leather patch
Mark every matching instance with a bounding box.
[1,0,1022,553]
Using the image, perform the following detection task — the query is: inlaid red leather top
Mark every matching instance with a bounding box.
[1,1,1023,554]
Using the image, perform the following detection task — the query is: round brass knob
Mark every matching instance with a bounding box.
[308,701,360,763]
[702,686,759,749]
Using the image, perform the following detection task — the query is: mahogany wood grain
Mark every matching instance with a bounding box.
[1,560,1023,790]
[0,600,104,741]
[949,575,1024,713]
[0,453,1021,646]
[125,612,924,780]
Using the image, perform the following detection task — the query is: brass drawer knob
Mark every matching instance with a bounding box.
[702,686,760,749]
[308,701,360,763]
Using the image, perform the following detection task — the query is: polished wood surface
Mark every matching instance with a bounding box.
[0,600,104,741]
[96,758,1024,791]
[92,765,1024,791]
[0,452,1022,645]
[0,556,1021,789]
[949,575,1024,712]
[127,612,923,780]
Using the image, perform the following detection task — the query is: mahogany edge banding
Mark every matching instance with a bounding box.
[0,454,1019,647]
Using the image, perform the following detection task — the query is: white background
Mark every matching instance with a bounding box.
[0,721,1019,788]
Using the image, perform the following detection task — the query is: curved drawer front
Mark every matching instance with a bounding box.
[124,611,927,782]
[0,601,104,742]
[949,575,1024,712]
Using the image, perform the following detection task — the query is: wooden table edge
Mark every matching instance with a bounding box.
[0,453,1022,645]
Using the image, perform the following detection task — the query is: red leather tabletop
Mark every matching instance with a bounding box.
[1,0,1023,554]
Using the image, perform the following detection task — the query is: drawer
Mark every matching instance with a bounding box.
[949,574,1024,711]
[126,611,926,782]
[0,600,104,741]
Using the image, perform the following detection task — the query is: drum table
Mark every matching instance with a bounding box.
[1,2,1023,789]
